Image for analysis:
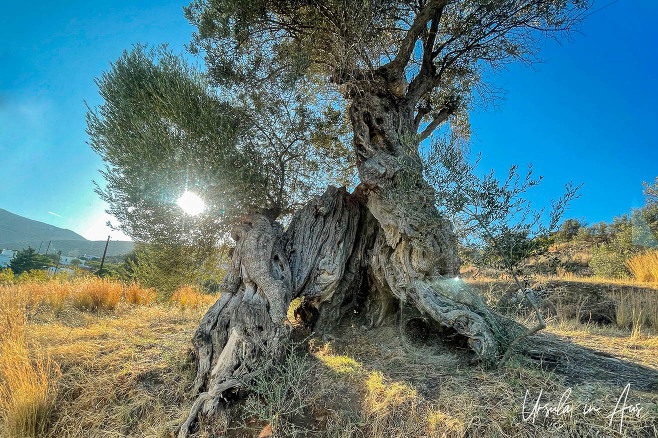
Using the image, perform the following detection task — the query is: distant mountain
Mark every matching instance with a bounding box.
[0,208,86,242]
[0,209,134,257]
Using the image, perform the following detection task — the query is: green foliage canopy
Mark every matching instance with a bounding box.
[88,46,264,248]
[88,46,353,250]
[186,0,591,142]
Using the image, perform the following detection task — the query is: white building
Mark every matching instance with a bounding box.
[0,249,17,268]
[47,267,74,276]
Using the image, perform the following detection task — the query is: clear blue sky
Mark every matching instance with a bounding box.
[1,1,656,240]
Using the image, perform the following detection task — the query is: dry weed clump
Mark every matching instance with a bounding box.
[70,277,123,312]
[0,340,57,438]
[123,283,157,306]
[0,285,58,438]
[170,285,215,310]
[627,250,658,283]
[613,287,658,332]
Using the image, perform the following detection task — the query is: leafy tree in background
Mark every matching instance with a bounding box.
[589,178,658,278]
[118,243,227,298]
[9,248,51,275]
[556,218,584,243]
[643,177,658,205]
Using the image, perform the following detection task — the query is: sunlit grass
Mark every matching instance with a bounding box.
[0,284,58,438]
[318,354,363,375]
[627,250,658,283]
[70,277,123,311]
[169,285,216,310]
[123,282,157,306]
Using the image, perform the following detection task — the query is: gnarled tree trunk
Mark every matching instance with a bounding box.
[179,77,525,436]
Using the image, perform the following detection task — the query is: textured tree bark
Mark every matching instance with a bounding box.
[179,77,524,436]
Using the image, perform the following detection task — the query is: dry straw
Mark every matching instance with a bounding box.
[627,250,658,283]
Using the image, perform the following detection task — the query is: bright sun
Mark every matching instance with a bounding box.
[176,190,205,216]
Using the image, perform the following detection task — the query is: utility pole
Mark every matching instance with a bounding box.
[98,235,110,277]
[38,241,43,253]
[54,250,62,275]
[45,240,51,255]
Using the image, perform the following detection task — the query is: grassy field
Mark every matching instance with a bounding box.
[0,277,656,437]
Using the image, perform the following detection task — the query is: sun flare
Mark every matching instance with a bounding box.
[176,190,205,216]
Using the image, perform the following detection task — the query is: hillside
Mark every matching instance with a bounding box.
[0,209,86,242]
[0,209,133,257]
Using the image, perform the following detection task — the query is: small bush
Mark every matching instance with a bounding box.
[16,270,49,284]
[590,245,630,278]
[123,283,156,306]
[71,278,123,312]
[627,250,658,282]
[243,347,314,436]
[0,268,14,285]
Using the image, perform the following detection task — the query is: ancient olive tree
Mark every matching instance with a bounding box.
[89,1,592,435]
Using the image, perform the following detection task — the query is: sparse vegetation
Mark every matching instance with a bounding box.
[1,276,656,437]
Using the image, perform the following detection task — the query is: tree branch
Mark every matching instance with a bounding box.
[417,108,451,141]
[381,0,448,78]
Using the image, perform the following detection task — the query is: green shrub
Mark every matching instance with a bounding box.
[590,245,630,278]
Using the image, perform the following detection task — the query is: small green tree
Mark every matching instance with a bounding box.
[588,180,658,278]
[119,243,226,298]
[424,138,580,288]
[424,138,580,364]
[9,248,51,275]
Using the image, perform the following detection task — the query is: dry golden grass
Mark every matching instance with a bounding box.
[123,282,157,306]
[627,250,658,283]
[0,277,216,438]
[29,306,203,437]
[545,319,658,369]
[170,285,216,310]
[0,284,58,438]
[309,325,658,438]
[0,339,57,438]
[70,277,124,311]
[3,278,657,437]
[611,287,658,332]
